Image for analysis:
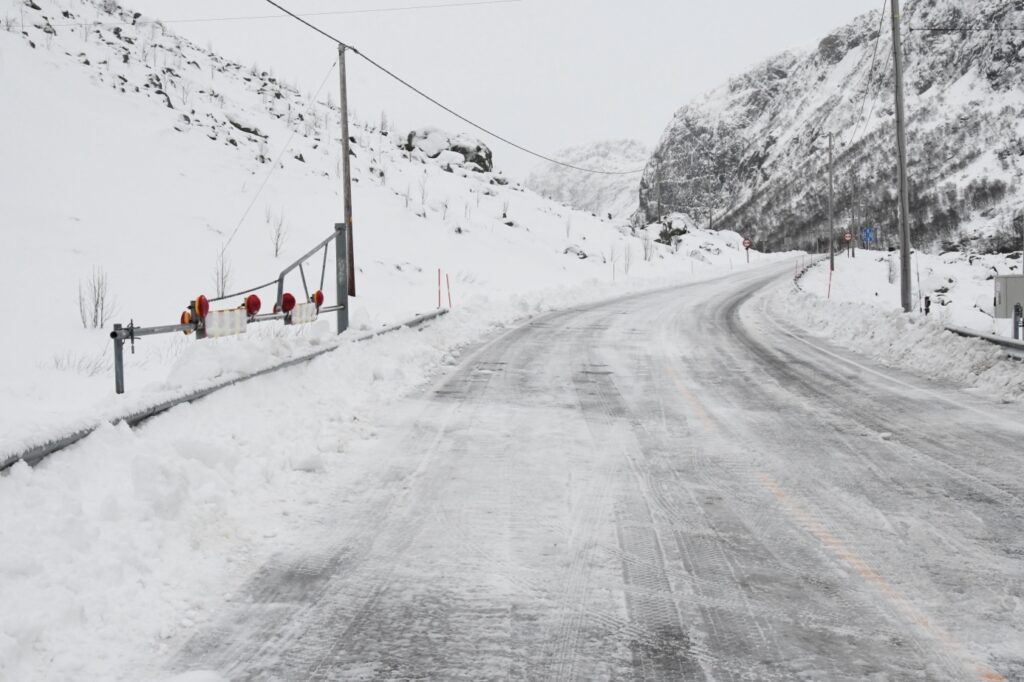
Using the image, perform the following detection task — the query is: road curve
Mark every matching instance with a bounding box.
[174,260,1024,681]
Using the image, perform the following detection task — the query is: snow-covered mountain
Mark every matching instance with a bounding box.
[639,0,1024,254]
[526,139,647,221]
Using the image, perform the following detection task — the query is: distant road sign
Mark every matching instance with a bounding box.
[742,238,752,249]
[844,232,853,242]
[862,227,876,243]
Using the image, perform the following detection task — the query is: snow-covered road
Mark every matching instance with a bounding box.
[172,261,1024,681]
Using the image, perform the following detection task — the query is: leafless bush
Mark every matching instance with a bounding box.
[418,172,429,207]
[78,267,117,329]
[213,244,231,297]
[404,184,411,209]
[609,243,620,282]
[268,207,287,257]
[623,242,633,275]
[565,215,572,239]
[178,81,192,107]
[50,351,111,377]
[502,200,510,219]
[642,233,655,262]
[441,197,449,221]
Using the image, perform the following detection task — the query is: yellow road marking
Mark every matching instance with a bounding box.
[759,473,1005,682]
[664,361,716,427]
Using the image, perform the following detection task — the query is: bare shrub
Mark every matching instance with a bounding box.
[623,242,633,275]
[418,172,429,207]
[50,351,111,377]
[213,244,231,297]
[268,208,287,257]
[78,267,117,329]
[642,233,655,262]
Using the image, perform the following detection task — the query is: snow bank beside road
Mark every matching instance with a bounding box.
[775,256,1024,402]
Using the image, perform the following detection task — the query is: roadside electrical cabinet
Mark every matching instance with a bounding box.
[993,275,1024,318]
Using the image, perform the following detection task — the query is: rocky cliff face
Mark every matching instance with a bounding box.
[526,140,648,220]
[640,0,1024,254]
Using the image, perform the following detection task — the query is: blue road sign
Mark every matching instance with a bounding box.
[862,227,876,243]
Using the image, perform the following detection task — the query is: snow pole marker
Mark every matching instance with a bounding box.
[446,273,453,309]
[827,269,833,299]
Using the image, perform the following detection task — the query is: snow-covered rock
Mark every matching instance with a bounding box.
[404,128,493,172]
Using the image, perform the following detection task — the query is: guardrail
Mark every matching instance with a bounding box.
[0,309,448,472]
[944,325,1024,360]
[792,254,827,292]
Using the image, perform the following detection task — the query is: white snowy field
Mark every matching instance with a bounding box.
[779,250,1024,401]
[0,0,773,461]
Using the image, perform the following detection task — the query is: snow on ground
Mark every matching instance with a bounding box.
[0,0,791,678]
[0,0,774,462]
[775,250,1024,403]
[0,268,783,681]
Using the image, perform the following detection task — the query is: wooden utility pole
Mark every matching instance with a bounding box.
[828,132,835,272]
[891,0,913,312]
[339,44,356,299]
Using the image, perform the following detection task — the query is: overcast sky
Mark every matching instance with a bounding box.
[126,0,881,178]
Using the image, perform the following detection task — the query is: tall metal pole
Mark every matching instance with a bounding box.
[891,0,913,312]
[828,132,835,272]
[338,44,356,300]
[334,222,349,333]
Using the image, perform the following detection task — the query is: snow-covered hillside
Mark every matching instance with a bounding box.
[525,139,647,221]
[0,0,768,458]
[641,0,1024,254]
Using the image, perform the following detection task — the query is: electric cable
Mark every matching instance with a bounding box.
[261,0,646,176]
[223,58,338,250]
[845,0,889,148]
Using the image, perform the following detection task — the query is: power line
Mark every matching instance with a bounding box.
[49,0,522,28]
[845,0,888,148]
[262,0,646,176]
[222,58,337,248]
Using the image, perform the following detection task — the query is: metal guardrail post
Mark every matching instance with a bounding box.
[113,323,125,395]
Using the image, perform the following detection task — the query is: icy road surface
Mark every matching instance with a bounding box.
[174,261,1024,681]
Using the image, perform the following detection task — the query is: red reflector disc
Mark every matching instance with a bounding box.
[245,294,261,316]
[195,295,210,319]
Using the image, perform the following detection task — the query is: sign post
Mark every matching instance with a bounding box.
[743,238,752,264]
[844,231,853,257]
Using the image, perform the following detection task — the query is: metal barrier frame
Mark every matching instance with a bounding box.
[110,224,350,394]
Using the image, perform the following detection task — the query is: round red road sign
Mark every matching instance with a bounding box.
[742,238,752,249]
[844,232,853,242]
